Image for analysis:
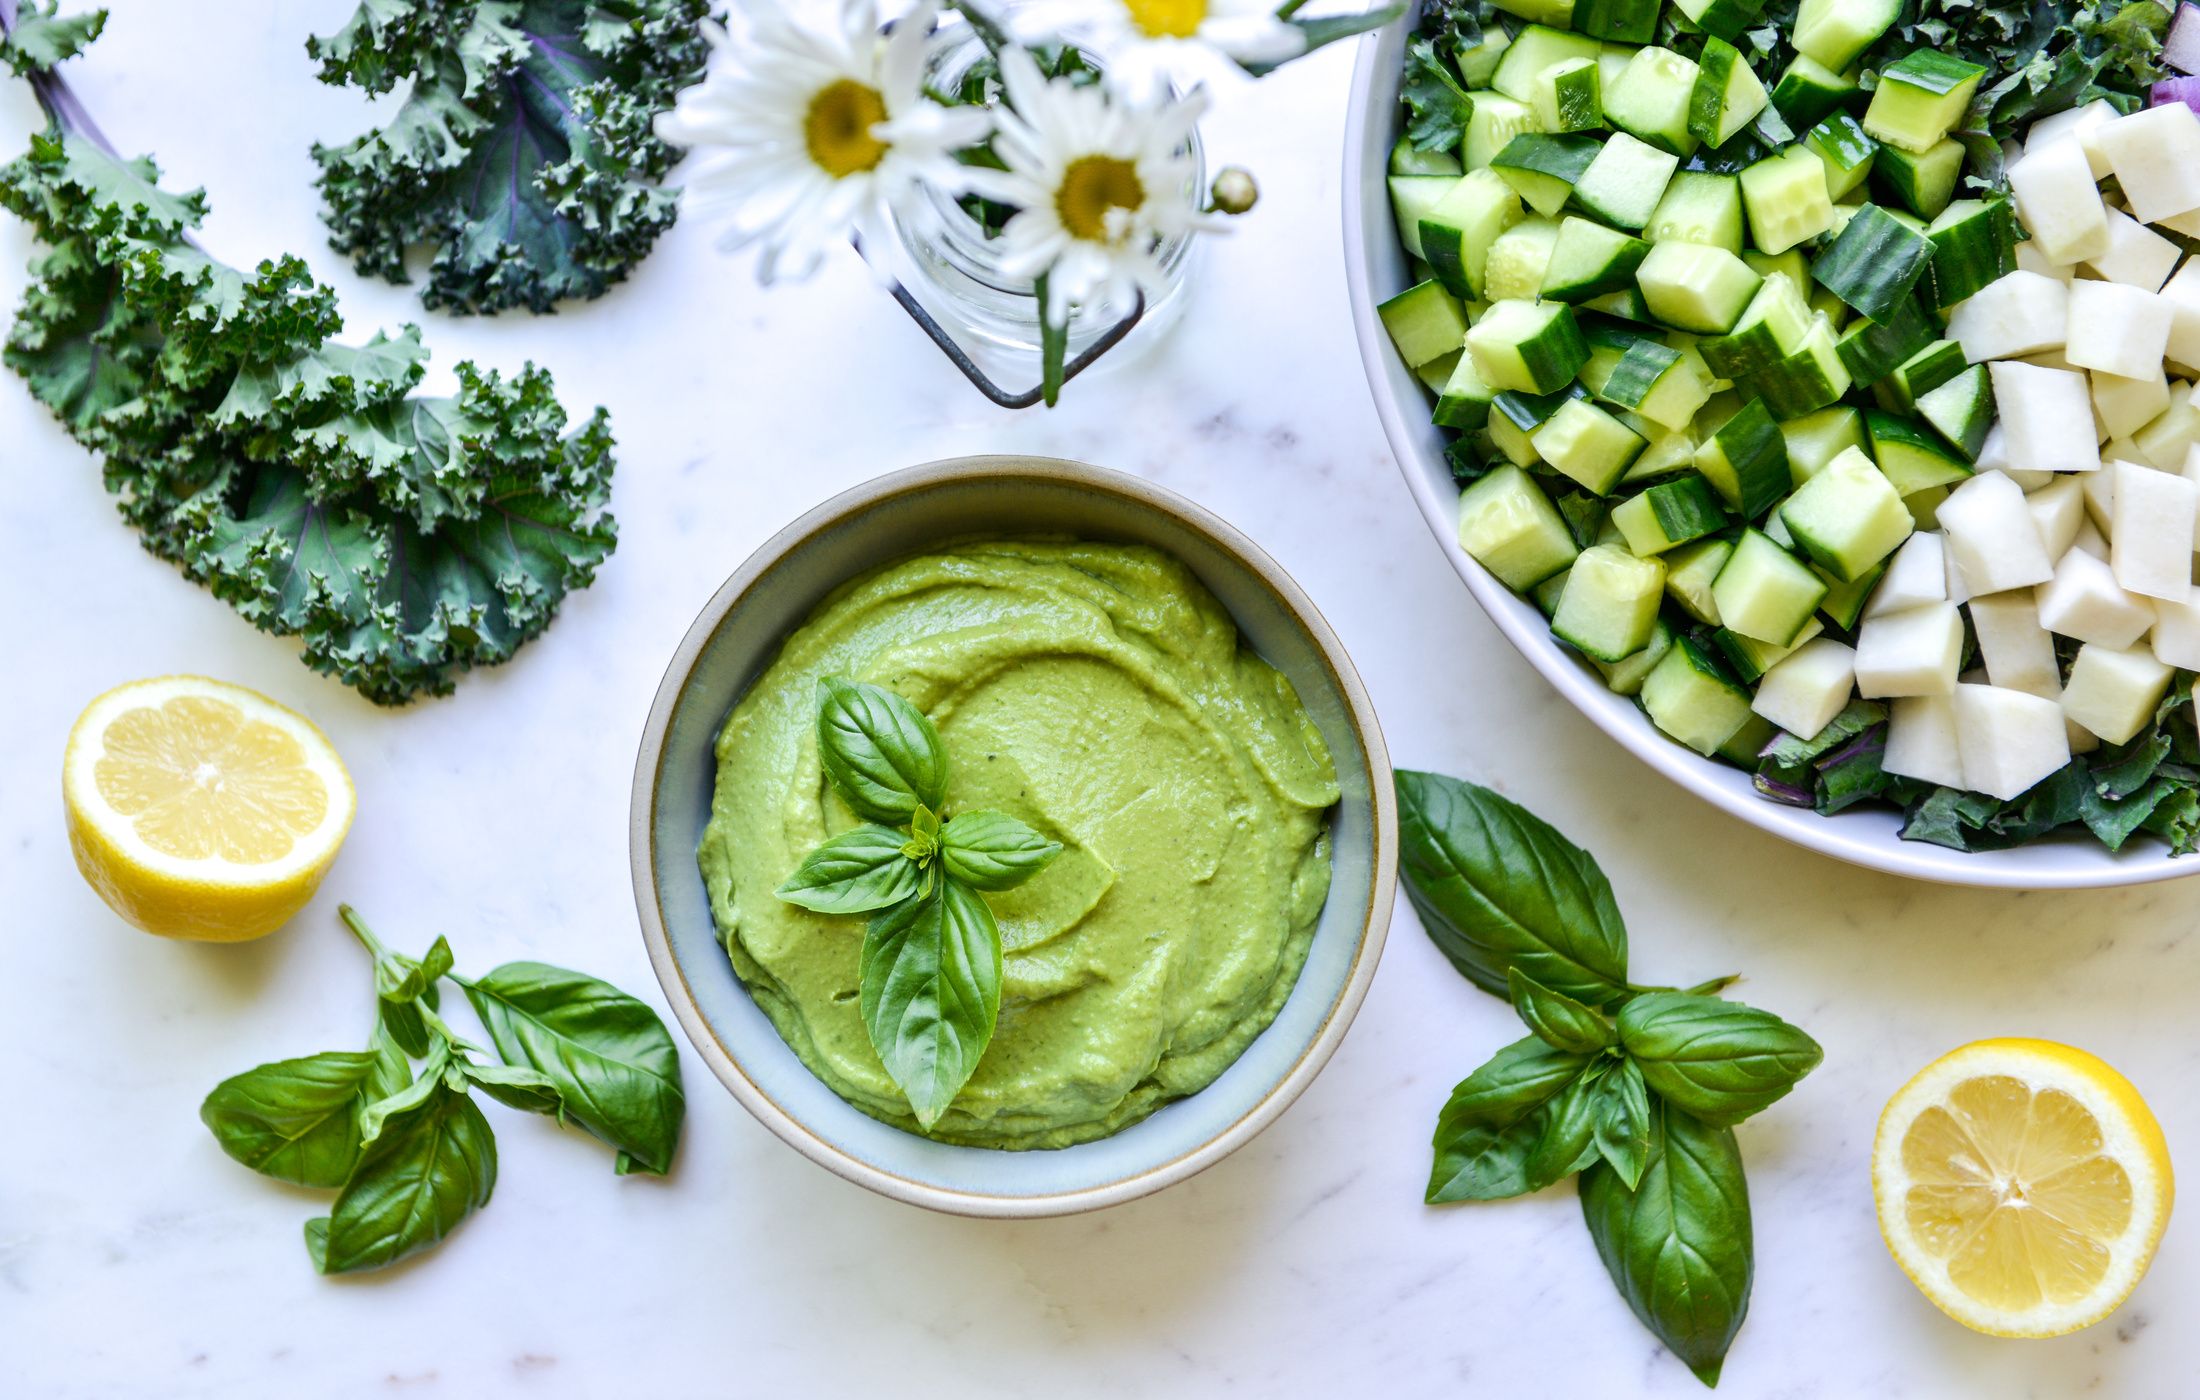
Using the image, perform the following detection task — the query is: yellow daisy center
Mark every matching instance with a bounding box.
[1055,155,1147,242]
[1123,0,1207,39]
[805,79,890,179]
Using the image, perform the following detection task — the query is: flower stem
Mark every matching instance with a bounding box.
[943,0,1011,56]
[1034,271,1067,407]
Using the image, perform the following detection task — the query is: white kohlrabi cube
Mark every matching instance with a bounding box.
[1949,272,2068,362]
[2093,369,2173,440]
[2014,239,2077,282]
[1967,590,2062,698]
[2024,98,2116,177]
[2092,103,2200,225]
[2062,643,2177,744]
[1865,532,1948,619]
[1951,683,2074,800]
[2065,282,2173,380]
[2149,588,2200,669]
[1883,694,1966,788]
[1943,532,1972,605]
[2136,382,2200,469]
[2073,516,2112,560]
[2026,476,2086,560]
[2110,459,2200,599]
[2036,547,2156,646]
[2009,138,2112,263]
[2082,459,2118,531]
[1975,422,2052,490]
[1855,602,1963,698]
[1751,638,1857,740]
[2087,209,2182,292]
[1988,361,2101,473]
[1938,472,2056,594]
[2160,260,2200,369]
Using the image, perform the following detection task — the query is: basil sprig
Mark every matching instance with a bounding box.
[1397,772,1822,1389]
[201,906,686,1275]
[776,676,1061,1129]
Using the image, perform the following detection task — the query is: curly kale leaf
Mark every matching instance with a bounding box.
[309,0,716,315]
[0,125,617,704]
[0,0,104,75]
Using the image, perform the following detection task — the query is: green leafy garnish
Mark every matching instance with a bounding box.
[0,11,618,704]
[202,906,685,1274]
[307,0,716,315]
[1398,772,1821,1388]
[776,676,1061,1129]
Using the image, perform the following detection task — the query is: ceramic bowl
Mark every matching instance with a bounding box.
[1341,18,2192,890]
[630,457,1394,1216]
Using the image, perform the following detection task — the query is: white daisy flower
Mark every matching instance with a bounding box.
[654,0,993,284]
[1013,0,1307,95]
[962,45,1220,327]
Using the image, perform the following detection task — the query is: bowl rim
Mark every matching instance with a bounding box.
[628,454,1398,1216]
[1339,18,2198,892]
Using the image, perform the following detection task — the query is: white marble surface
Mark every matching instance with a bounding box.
[3,5,2196,1396]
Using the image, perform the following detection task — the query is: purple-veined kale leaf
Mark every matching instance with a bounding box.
[0,11,618,704]
[309,0,717,315]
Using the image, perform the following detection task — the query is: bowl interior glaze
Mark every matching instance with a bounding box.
[632,457,1393,1215]
[1341,17,2193,890]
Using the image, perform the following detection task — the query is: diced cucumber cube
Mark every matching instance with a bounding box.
[1599,336,1711,430]
[1466,94,1544,172]
[1416,349,1462,394]
[1594,617,1675,695]
[1716,617,1824,683]
[1663,536,1733,622]
[1488,410,1542,466]
[1779,446,1915,581]
[1377,279,1468,368]
[1605,46,1704,156]
[1542,217,1653,302]
[1878,339,1968,411]
[1924,198,2016,307]
[1532,398,1647,494]
[1419,170,1525,300]
[1636,240,1762,334]
[1689,37,1768,148]
[1866,409,1972,497]
[1743,248,1809,290]
[1468,299,1591,393]
[1573,131,1681,230]
[1863,52,1986,155]
[1804,113,1877,199]
[1483,217,1565,301]
[1913,365,1992,460]
[1533,57,1605,133]
[1390,138,1464,178]
[1576,0,1663,42]
[1490,24,1605,103]
[1674,0,1770,43]
[1456,464,1580,588]
[1836,294,1938,386]
[1770,54,1860,131]
[1747,315,1854,418]
[1491,133,1601,218]
[1433,353,1497,430]
[1389,175,1458,261]
[1815,560,1884,629]
[1489,0,1579,27]
[1793,0,1900,72]
[1700,273,1812,378]
[1873,138,1967,221]
[1740,146,1834,256]
[1693,396,1790,518]
[1553,545,1667,660]
[1813,204,1936,323]
[1642,637,1757,754]
[1612,474,1729,554]
[1645,170,1744,253]
[1456,26,1514,88]
[1779,405,1867,484]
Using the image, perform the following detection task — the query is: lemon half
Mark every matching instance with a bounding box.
[63,676,356,941]
[1873,1038,2173,1338]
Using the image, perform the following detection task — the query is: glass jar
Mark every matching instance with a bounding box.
[884,16,1202,373]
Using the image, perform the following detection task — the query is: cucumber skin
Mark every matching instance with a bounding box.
[1925,199,2018,309]
[1812,205,1935,323]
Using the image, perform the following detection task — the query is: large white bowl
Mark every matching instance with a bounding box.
[1342,17,2192,890]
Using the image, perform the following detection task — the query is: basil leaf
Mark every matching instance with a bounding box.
[939,810,1063,891]
[1508,968,1615,1053]
[1427,1036,1597,1202]
[459,1059,567,1119]
[1524,1064,1609,1188]
[1580,1103,1753,1388]
[860,880,1002,1129]
[308,1084,497,1275]
[1395,771,1631,1007]
[366,1018,414,1101]
[374,947,446,1057]
[359,1039,448,1146]
[200,1051,382,1188]
[816,675,949,823]
[1617,993,1825,1127]
[1593,1058,1654,1192]
[775,824,927,914]
[461,963,687,1175]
